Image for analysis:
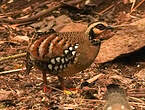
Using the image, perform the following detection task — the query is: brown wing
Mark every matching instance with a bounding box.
[28,32,81,74]
[28,32,86,59]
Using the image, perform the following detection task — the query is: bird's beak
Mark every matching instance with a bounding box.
[99,26,114,41]
[106,26,114,30]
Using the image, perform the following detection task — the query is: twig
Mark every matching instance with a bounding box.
[0,52,26,62]
[129,96,144,103]
[62,0,83,6]
[46,84,64,93]
[83,99,105,103]
[0,67,63,92]
[98,1,121,15]
[130,0,145,14]
[129,102,145,107]
[0,3,61,24]
[128,93,145,98]
[112,23,137,28]
[130,0,136,12]
[0,0,84,24]
[0,68,26,75]
[128,88,145,92]
[98,4,115,15]
[1,1,52,18]
[86,73,104,83]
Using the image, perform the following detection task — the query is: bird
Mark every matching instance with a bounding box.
[26,21,113,92]
[104,84,131,110]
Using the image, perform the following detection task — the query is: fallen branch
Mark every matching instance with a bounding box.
[86,73,104,83]
[0,0,84,24]
[130,0,145,14]
[0,67,65,94]
[129,102,145,108]
[0,3,61,24]
[128,93,145,98]
[0,53,26,62]
[0,68,26,75]
[98,1,121,15]
[129,96,144,103]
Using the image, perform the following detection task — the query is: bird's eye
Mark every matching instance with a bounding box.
[95,24,106,30]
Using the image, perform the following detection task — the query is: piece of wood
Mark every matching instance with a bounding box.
[0,53,26,62]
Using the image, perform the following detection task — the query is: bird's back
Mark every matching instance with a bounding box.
[27,31,100,77]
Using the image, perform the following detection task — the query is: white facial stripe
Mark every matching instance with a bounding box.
[85,22,107,34]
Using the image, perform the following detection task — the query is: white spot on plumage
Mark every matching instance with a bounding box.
[74,45,79,49]
[56,57,61,63]
[72,51,76,56]
[61,58,65,63]
[63,64,66,68]
[60,65,63,69]
[48,64,53,70]
[54,66,59,71]
[69,46,73,51]
[64,49,69,54]
[65,57,68,62]
[50,58,55,64]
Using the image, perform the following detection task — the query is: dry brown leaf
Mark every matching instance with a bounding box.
[11,35,29,43]
[0,90,12,101]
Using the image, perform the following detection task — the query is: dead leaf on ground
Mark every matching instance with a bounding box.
[96,18,145,63]
[10,35,29,43]
[0,90,12,101]
[134,69,145,80]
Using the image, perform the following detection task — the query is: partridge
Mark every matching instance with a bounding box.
[104,84,131,110]
[26,21,113,91]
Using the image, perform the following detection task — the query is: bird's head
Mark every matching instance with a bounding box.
[86,21,113,45]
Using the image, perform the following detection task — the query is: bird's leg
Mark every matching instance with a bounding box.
[42,72,51,93]
[58,76,65,90]
[58,76,78,94]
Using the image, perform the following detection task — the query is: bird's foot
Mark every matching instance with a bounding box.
[43,85,52,93]
[63,88,80,95]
